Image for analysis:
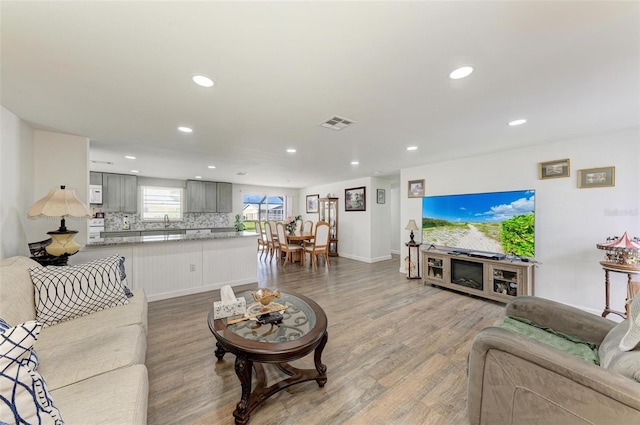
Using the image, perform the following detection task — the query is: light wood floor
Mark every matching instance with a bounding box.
[146,255,505,425]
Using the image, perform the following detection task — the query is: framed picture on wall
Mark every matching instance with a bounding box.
[578,166,615,188]
[408,179,425,198]
[306,194,319,213]
[345,186,366,211]
[539,158,570,179]
[377,189,385,204]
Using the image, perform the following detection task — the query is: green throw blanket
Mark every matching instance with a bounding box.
[500,315,600,365]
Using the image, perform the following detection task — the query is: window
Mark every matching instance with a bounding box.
[141,186,182,221]
[242,194,292,223]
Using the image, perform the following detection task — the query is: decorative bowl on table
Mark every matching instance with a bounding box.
[252,288,281,312]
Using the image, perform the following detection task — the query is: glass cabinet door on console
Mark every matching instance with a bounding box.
[319,197,338,256]
[424,253,447,284]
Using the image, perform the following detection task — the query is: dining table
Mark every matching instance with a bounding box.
[285,231,314,265]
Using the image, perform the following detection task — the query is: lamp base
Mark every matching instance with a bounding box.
[46,230,80,256]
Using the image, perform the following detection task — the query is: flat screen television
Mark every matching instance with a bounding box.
[421,189,535,258]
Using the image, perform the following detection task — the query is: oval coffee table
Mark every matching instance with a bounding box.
[208,290,328,425]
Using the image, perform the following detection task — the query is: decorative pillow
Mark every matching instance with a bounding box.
[0,320,63,424]
[599,320,640,382]
[0,318,38,370]
[119,256,134,298]
[620,295,640,351]
[29,255,129,327]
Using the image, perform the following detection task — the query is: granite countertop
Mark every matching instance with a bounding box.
[86,231,257,247]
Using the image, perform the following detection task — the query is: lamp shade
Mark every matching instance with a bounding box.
[405,219,419,231]
[28,186,91,219]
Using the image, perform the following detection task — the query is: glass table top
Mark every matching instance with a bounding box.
[223,291,317,343]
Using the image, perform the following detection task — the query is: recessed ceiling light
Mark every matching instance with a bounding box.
[192,75,214,87]
[406,146,418,151]
[207,165,216,169]
[131,170,139,173]
[178,126,193,133]
[286,148,297,153]
[124,155,136,160]
[449,66,474,80]
[351,161,359,165]
[508,119,527,126]
[195,176,202,179]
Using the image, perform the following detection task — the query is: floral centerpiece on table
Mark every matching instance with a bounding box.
[285,215,302,234]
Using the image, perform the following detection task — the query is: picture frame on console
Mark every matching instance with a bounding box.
[539,158,570,179]
[306,194,319,213]
[578,166,615,188]
[345,187,366,211]
[408,179,425,198]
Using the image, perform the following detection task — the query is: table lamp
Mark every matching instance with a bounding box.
[28,185,91,256]
[405,219,419,245]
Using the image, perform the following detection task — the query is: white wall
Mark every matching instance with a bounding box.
[401,127,640,315]
[0,107,35,257]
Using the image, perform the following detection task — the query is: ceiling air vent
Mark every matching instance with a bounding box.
[319,115,355,131]
[91,160,114,165]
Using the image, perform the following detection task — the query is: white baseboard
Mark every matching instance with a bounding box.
[147,277,257,302]
[338,253,392,263]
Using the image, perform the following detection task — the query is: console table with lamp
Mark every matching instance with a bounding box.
[27,185,92,266]
[596,231,640,319]
[405,219,421,279]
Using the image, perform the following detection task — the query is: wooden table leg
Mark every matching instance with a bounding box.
[233,356,253,425]
[215,342,226,361]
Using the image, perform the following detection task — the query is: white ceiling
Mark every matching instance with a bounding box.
[2,1,639,189]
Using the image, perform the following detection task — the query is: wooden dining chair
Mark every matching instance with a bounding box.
[256,221,267,259]
[304,221,330,270]
[303,220,314,234]
[264,221,279,262]
[276,222,303,269]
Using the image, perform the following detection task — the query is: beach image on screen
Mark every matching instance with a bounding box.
[422,190,535,257]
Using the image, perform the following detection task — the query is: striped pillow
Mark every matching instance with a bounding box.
[30,255,129,327]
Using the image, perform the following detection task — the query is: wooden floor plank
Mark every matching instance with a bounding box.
[146,254,504,425]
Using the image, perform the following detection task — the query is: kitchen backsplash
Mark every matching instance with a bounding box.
[105,212,231,231]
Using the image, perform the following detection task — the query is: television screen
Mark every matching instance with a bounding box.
[421,190,535,257]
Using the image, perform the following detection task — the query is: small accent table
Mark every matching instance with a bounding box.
[208,290,328,425]
[600,261,640,319]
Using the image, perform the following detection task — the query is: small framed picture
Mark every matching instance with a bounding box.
[578,166,615,188]
[377,189,385,204]
[539,158,570,179]
[345,186,366,211]
[408,179,425,198]
[306,194,319,213]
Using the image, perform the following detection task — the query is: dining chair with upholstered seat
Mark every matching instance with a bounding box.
[276,222,303,269]
[303,220,314,234]
[304,221,330,270]
[256,221,267,259]
[264,221,279,262]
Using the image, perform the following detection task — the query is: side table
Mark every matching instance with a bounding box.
[600,261,640,319]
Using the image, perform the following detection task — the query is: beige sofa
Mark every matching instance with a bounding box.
[468,296,640,424]
[0,256,148,424]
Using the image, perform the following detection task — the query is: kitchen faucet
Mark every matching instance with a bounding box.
[164,214,170,228]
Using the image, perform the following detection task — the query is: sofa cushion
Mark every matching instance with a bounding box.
[0,256,40,325]
[599,320,640,382]
[51,364,148,425]
[620,295,640,351]
[0,320,63,425]
[499,315,599,364]
[36,324,147,391]
[30,255,129,327]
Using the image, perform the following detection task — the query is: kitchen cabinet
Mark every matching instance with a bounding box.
[90,172,103,185]
[186,180,232,213]
[103,173,138,213]
[216,182,232,213]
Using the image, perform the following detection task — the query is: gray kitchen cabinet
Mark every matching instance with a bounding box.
[103,173,138,213]
[90,172,103,185]
[216,182,232,213]
[186,180,228,212]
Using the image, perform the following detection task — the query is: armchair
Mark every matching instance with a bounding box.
[468,296,640,424]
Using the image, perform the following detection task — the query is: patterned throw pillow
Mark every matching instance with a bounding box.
[119,256,134,298]
[0,320,64,424]
[29,255,129,327]
[0,318,38,370]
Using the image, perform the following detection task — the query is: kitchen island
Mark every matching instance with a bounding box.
[73,231,258,301]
